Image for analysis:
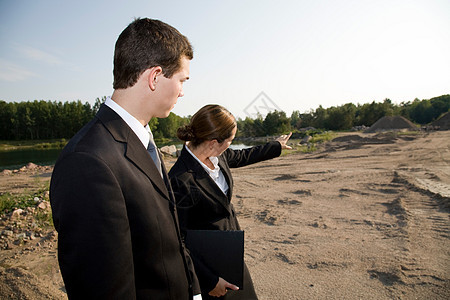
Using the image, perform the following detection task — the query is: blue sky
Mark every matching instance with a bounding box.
[1,0,449,119]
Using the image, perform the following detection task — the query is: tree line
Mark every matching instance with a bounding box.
[0,97,190,141]
[0,94,448,141]
[237,94,449,137]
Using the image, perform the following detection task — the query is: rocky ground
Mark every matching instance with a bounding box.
[0,130,449,299]
[234,130,449,299]
[0,164,65,299]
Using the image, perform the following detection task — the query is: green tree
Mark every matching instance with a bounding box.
[299,111,315,128]
[408,98,433,124]
[325,103,356,130]
[93,96,107,114]
[154,113,189,139]
[263,111,290,135]
[0,101,17,139]
[355,99,394,126]
[290,110,302,129]
[50,101,64,138]
[31,100,51,139]
[311,105,328,129]
[430,95,450,121]
[236,117,255,137]
[148,117,159,132]
[15,102,34,139]
[253,114,266,137]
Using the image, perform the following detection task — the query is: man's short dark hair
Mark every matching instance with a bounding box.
[113,18,193,89]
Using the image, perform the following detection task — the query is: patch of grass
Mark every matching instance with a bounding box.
[310,131,336,143]
[155,137,181,147]
[35,210,54,228]
[34,177,50,193]
[0,188,53,229]
[286,144,317,155]
[282,131,335,155]
[0,193,16,213]
[0,139,67,151]
[0,192,35,214]
[298,144,318,153]
[0,179,49,214]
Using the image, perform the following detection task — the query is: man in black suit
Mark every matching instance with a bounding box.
[50,18,200,299]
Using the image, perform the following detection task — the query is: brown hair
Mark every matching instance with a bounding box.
[113,18,193,89]
[177,105,237,147]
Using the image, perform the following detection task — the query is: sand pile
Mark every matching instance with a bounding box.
[365,116,418,133]
[431,112,450,130]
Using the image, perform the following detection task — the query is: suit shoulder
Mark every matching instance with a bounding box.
[168,158,188,177]
[168,148,193,177]
[57,118,124,166]
[63,118,103,152]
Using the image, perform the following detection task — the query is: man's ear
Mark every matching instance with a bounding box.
[147,66,163,91]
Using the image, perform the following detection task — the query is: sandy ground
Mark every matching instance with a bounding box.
[0,130,448,299]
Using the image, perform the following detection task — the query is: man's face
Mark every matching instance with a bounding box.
[153,56,190,118]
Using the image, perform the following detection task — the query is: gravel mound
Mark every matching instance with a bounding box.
[365,116,418,133]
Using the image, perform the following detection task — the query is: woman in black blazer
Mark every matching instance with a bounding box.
[169,105,292,299]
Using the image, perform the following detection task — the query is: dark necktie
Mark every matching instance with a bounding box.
[147,134,163,178]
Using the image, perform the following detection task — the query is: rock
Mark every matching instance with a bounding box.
[160,145,177,157]
[16,233,27,239]
[25,162,38,170]
[351,125,367,131]
[300,135,312,144]
[14,239,24,246]
[11,209,24,219]
[43,191,50,199]
[17,162,39,172]
[37,201,49,210]
[1,230,13,237]
[1,169,12,175]
[43,230,57,241]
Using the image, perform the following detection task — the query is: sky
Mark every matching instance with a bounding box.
[1,0,449,119]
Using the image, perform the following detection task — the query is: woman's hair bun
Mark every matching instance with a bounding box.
[177,125,195,141]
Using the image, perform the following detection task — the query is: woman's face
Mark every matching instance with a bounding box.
[211,126,237,156]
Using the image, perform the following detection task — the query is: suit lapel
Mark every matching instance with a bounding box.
[160,152,176,205]
[179,147,231,213]
[218,156,233,201]
[96,105,170,200]
[125,141,170,199]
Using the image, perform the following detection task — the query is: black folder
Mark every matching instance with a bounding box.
[185,230,244,289]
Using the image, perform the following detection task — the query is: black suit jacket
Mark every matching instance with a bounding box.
[168,141,281,294]
[50,104,199,299]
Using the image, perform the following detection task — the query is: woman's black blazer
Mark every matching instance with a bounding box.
[168,141,281,293]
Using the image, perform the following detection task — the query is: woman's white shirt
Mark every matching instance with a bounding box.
[185,145,229,195]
